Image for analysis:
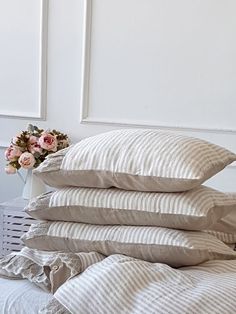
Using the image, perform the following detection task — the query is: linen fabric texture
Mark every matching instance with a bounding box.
[34,129,236,192]
[26,186,236,231]
[0,247,104,293]
[22,221,236,267]
[52,256,236,314]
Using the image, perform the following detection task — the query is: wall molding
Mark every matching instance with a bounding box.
[0,0,48,120]
[80,0,236,135]
[0,141,9,148]
[80,116,236,135]
[80,0,92,123]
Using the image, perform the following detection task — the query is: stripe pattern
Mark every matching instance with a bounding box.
[34,129,236,191]
[54,255,236,314]
[35,146,70,173]
[0,247,104,293]
[206,230,236,244]
[39,298,70,314]
[22,222,236,267]
[26,186,236,231]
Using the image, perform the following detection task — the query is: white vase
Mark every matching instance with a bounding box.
[22,169,47,200]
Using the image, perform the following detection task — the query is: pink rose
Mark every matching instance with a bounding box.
[5,145,22,161]
[38,132,58,152]
[5,164,17,174]
[18,152,36,169]
[28,136,42,154]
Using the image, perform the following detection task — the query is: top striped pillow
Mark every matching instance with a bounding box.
[34,129,236,192]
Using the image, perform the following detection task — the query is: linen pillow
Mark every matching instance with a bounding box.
[0,247,104,293]
[205,230,236,244]
[34,129,236,192]
[205,193,236,244]
[26,186,236,231]
[21,222,236,267]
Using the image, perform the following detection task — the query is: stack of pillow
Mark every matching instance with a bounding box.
[21,129,236,268]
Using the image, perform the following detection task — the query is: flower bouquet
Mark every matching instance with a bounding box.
[5,124,69,174]
[5,124,70,199]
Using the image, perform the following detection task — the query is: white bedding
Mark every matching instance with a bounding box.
[0,278,52,314]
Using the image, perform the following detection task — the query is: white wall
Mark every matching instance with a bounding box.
[0,0,235,202]
[85,0,236,131]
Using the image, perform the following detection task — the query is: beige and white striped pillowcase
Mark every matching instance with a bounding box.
[0,246,104,293]
[205,193,236,244]
[22,221,236,267]
[34,129,236,192]
[26,186,236,231]
[53,256,236,314]
[205,231,236,244]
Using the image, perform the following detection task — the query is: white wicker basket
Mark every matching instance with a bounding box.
[0,197,36,257]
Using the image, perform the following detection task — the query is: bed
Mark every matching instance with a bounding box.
[1,255,236,314]
[0,278,52,314]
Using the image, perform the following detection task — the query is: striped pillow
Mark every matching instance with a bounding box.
[21,222,236,267]
[34,129,236,192]
[205,193,236,244]
[26,186,236,231]
[205,230,236,244]
[0,247,104,293]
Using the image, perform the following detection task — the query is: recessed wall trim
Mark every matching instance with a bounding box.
[80,116,236,135]
[80,0,92,122]
[80,0,236,135]
[0,0,48,120]
[0,141,9,149]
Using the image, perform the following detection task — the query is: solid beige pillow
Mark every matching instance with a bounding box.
[22,222,236,267]
[26,186,236,231]
[34,129,236,192]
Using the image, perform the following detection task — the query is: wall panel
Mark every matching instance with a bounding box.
[81,0,236,132]
[0,0,47,120]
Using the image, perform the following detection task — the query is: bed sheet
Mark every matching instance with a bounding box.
[0,278,52,314]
